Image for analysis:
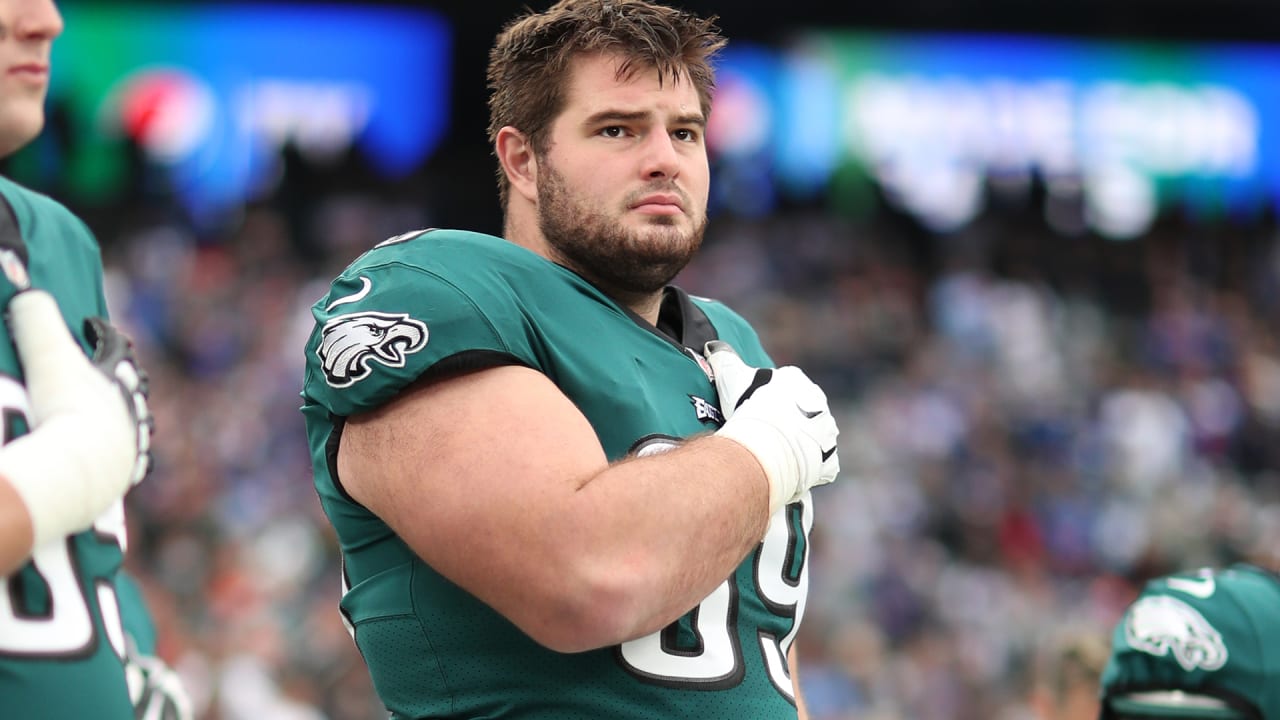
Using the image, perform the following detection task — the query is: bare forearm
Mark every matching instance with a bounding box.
[569,434,771,642]
[790,642,809,720]
[0,477,35,576]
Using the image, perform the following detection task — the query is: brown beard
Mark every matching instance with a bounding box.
[537,162,706,295]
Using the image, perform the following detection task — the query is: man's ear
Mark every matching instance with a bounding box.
[495,126,538,204]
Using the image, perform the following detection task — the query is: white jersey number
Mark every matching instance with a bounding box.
[619,497,813,697]
[0,376,128,659]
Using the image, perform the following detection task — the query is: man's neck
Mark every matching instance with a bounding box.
[503,216,665,325]
[620,289,664,326]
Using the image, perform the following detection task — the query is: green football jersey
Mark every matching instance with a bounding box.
[302,229,813,719]
[0,177,135,718]
[1101,563,1280,719]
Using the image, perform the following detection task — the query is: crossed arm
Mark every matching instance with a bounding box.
[0,483,36,575]
[0,291,152,576]
[337,363,775,652]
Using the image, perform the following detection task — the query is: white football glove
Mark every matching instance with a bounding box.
[705,340,839,515]
[125,644,194,720]
[0,289,153,548]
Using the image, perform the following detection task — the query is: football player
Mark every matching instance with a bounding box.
[0,1,186,717]
[301,1,841,718]
[1099,563,1280,719]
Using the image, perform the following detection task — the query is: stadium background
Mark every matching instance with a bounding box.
[7,1,1280,717]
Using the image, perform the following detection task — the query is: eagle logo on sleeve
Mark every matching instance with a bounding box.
[317,311,429,388]
[1124,595,1229,672]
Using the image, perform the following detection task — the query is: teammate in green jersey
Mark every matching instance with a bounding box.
[1099,563,1280,720]
[0,2,187,717]
[302,1,841,718]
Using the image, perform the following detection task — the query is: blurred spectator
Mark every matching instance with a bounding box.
[1027,630,1110,720]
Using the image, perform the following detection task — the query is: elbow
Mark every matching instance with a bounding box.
[514,561,650,654]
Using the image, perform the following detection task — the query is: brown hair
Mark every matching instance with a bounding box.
[486,0,726,206]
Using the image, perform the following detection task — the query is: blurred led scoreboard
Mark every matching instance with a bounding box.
[21,3,450,225]
[708,32,1280,236]
[21,6,1280,238]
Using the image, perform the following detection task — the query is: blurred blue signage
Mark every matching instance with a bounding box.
[36,4,450,222]
[710,33,1280,235]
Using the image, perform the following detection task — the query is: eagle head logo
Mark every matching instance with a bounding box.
[1124,594,1229,672]
[317,311,429,388]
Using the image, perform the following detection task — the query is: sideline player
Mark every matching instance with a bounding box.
[0,1,186,717]
[1099,563,1280,719]
[302,1,841,717]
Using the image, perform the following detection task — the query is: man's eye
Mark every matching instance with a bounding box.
[674,128,698,142]
[600,126,625,138]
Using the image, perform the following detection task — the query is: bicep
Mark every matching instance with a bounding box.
[336,364,609,601]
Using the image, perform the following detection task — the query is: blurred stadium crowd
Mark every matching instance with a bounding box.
[73,140,1280,720]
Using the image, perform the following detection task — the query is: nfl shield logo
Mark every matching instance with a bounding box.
[0,249,28,289]
[685,346,714,381]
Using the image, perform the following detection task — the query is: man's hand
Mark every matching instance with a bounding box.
[705,340,839,514]
[0,289,153,547]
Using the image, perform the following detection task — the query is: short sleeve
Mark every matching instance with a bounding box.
[302,261,515,417]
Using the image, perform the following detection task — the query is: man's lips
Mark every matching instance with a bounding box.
[630,194,684,214]
[8,63,49,81]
